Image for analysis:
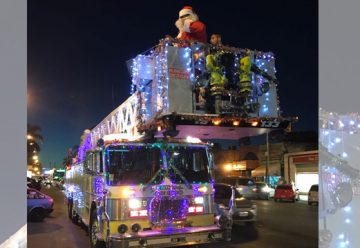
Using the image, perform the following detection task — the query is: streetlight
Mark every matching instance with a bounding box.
[33,155,38,160]
[224,164,232,171]
[27,135,33,140]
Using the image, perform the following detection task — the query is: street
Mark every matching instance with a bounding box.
[28,187,318,248]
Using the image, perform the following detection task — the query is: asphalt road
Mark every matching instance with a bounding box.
[28,187,318,248]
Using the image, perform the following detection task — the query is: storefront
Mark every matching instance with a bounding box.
[222,160,259,178]
[284,150,318,195]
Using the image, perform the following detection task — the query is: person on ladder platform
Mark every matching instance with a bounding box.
[206,52,227,114]
[175,6,207,44]
[238,53,258,116]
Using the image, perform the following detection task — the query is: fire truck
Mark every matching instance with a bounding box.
[65,39,293,248]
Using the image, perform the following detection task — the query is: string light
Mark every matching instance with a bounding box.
[320,109,360,248]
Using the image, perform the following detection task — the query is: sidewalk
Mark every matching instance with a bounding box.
[0,224,27,248]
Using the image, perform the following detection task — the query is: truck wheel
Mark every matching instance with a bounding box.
[89,210,106,248]
[67,199,73,219]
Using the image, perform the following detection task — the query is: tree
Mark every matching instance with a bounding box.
[27,124,44,165]
[27,124,44,144]
[62,145,79,168]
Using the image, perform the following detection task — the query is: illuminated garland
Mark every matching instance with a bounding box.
[320,108,360,134]
[319,108,360,247]
[77,130,92,162]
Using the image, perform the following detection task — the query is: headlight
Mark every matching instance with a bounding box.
[197,186,208,193]
[129,199,141,209]
[194,196,204,204]
[262,186,270,192]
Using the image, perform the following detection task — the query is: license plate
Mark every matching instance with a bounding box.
[281,195,285,198]
[239,212,248,217]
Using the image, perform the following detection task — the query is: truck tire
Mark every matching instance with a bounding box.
[67,199,73,219]
[89,209,106,248]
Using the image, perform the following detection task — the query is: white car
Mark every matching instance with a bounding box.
[308,184,318,205]
[255,182,275,200]
[219,177,258,199]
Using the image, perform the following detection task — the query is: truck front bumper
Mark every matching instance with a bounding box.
[107,225,228,248]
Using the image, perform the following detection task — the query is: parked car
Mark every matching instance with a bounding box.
[219,177,257,199]
[27,188,54,222]
[27,177,41,191]
[214,183,257,226]
[255,182,275,200]
[274,184,299,202]
[308,184,318,205]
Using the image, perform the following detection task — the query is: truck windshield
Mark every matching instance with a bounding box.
[105,145,161,186]
[166,146,211,184]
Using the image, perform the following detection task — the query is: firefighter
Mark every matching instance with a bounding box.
[239,55,253,96]
[205,52,227,114]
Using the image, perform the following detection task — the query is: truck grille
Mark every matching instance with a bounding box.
[149,197,189,229]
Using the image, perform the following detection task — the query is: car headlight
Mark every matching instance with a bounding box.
[262,186,270,192]
[194,196,204,204]
[129,199,141,209]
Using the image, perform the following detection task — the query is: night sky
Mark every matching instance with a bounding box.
[27,1,318,168]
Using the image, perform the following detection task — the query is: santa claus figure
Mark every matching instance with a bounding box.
[175,6,207,43]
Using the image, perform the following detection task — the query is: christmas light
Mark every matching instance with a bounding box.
[194,196,204,204]
[344,206,351,212]
[251,121,259,126]
[212,119,221,125]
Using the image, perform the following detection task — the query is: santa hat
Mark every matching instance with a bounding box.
[179,6,194,18]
